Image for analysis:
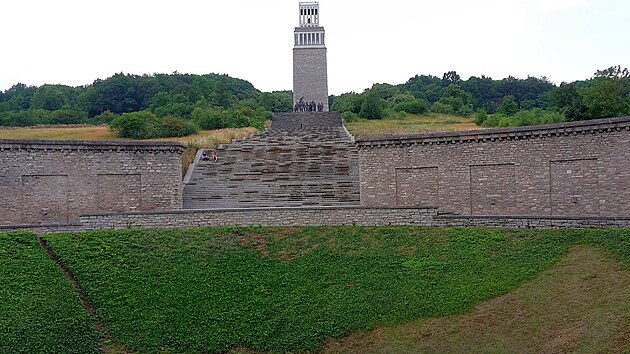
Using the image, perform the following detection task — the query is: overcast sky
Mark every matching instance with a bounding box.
[1,0,628,95]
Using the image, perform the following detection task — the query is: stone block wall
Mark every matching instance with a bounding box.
[356,117,630,217]
[293,47,329,111]
[0,140,186,226]
[79,207,436,230]
[271,112,343,130]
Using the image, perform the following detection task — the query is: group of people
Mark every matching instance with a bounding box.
[293,100,324,112]
[201,150,218,162]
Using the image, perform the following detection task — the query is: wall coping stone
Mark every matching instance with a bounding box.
[356,116,630,148]
[435,214,630,222]
[0,139,187,153]
[83,205,439,217]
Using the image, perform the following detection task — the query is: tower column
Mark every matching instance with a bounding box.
[293,1,329,111]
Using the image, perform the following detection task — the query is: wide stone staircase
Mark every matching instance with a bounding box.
[182,112,360,209]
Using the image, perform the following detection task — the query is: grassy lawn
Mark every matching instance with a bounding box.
[0,232,99,354]
[0,125,258,149]
[324,246,630,353]
[39,226,630,353]
[344,113,483,138]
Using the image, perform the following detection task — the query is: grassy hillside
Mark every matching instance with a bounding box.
[14,226,623,353]
[0,232,99,354]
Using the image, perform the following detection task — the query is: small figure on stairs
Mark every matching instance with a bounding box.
[201,151,210,161]
[211,151,218,162]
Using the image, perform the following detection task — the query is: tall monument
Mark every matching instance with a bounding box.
[293,2,329,111]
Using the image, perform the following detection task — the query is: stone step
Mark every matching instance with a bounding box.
[183,112,359,209]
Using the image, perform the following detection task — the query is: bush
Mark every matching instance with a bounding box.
[109,111,160,139]
[45,109,88,125]
[456,104,474,117]
[394,99,429,114]
[94,110,118,124]
[497,95,518,116]
[191,106,269,131]
[359,93,385,119]
[342,111,360,122]
[475,109,488,125]
[430,101,454,114]
[159,116,198,137]
[483,109,566,128]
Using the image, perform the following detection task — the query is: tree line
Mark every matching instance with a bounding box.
[1,66,628,137]
[330,66,630,127]
[0,72,293,138]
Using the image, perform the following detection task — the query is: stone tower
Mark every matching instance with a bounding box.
[293,2,329,111]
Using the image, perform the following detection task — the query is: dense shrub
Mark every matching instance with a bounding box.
[475,109,488,125]
[342,111,360,122]
[430,101,455,114]
[192,106,268,131]
[394,99,429,114]
[109,111,160,139]
[159,116,199,137]
[359,93,385,119]
[481,109,565,128]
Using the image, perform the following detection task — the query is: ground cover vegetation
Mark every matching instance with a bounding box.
[324,246,630,353]
[1,66,627,139]
[25,226,629,353]
[0,232,99,354]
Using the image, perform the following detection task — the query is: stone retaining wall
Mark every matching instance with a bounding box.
[79,207,437,230]
[4,208,629,234]
[356,117,630,218]
[0,140,186,225]
[433,215,630,229]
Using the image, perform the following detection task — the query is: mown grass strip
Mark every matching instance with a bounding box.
[41,226,623,353]
[0,232,99,354]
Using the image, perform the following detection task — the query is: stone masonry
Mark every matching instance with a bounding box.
[293,2,329,111]
[183,112,360,209]
[356,117,630,217]
[0,140,186,226]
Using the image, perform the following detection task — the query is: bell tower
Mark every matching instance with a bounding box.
[293,2,329,111]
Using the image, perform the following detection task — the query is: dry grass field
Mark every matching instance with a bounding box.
[344,113,483,139]
[0,125,259,149]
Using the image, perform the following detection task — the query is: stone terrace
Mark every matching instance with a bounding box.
[183,112,360,209]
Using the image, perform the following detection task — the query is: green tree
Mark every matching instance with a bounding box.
[580,66,630,119]
[359,93,385,119]
[30,85,67,111]
[331,92,363,114]
[437,84,473,114]
[549,82,587,120]
[442,71,462,85]
[497,95,518,116]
